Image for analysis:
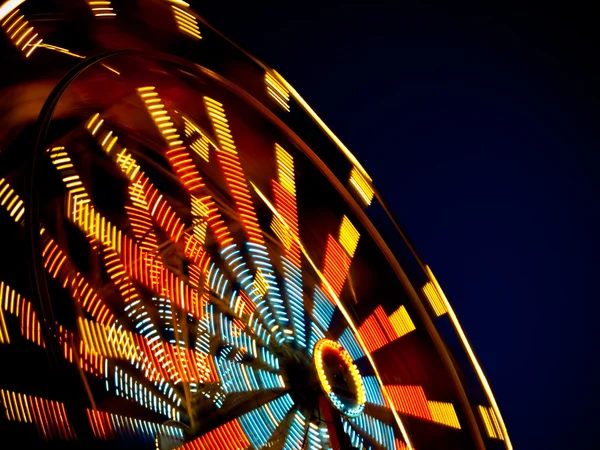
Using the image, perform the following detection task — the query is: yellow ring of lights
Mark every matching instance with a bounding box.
[313,339,366,417]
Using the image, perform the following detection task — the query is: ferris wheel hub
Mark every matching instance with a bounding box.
[313,339,366,418]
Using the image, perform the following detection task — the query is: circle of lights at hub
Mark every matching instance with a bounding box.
[314,339,366,417]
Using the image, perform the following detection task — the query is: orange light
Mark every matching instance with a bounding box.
[180,418,249,449]
[321,235,351,303]
[0,390,77,440]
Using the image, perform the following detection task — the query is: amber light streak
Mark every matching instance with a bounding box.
[0,390,77,440]
[179,418,249,449]
[87,1,116,17]
[78,317,139,361]
[181,115,212,162]
[270,70,372,182]
[0,177,25,222]
[250,182,413,449]
[0,281,44,346]
[478,405,504,440]
[422,281,448,317]
[425,265,512,447]
[170,2,201,40]
[349,167,375,207]
[264,72,290,112]
[0,6,42,57]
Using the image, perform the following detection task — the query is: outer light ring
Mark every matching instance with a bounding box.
[313,339,366,418]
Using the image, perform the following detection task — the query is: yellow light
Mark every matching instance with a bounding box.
[349,167,374,206]
[171,5,201,40]
[253,269,268,299]
[388,305,416,338]
[426,265,512,448]
[427,401,461,429]
[265,72,290,112]
[338,215,360,257]
[422,281,448,316]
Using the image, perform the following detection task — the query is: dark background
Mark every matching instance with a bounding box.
[197,2,599,449]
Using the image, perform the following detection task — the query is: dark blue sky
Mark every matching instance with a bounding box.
[199,2,600,448]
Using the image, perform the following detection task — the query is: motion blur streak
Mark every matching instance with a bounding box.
[271,70,372,182]
[426,265,512,447]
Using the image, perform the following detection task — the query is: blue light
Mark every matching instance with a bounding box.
[350,413,395,449]
[338,327,365,360]
[363,376,386,407]
[238,394,294,449]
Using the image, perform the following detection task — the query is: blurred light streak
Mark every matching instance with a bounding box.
[0,390,77,440]
[422,281,448,317]
[178,418,249,449]
[428,401,461,429]
[349,413,396,449]
[271,143,306,347]
[426,265,511,447]
[78,317,138,360]
[385,384,461,429]
[389,305,416,338]
[181,115,211,162]
[283,410,306,450]
[270,70,372,182]
[321,235,351,303]
[339,215,360,257]
[349,167,375,206]
[237,394,294,449]
[170,3,201,40]
[87,1,115,18]
[0,178,25,222]
[478,405,505,440]
[0,6,42,57]
[265,72,290,112]
[0,281,43,346]
[87,408,183,443]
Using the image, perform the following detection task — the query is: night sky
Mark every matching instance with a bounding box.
[198,2,599,449]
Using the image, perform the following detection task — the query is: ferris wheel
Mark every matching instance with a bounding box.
[0,1,511,449]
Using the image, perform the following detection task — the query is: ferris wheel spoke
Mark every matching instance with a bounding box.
[203,97,290,343]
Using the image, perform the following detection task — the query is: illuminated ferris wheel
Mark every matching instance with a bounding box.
[0,1,511,449]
